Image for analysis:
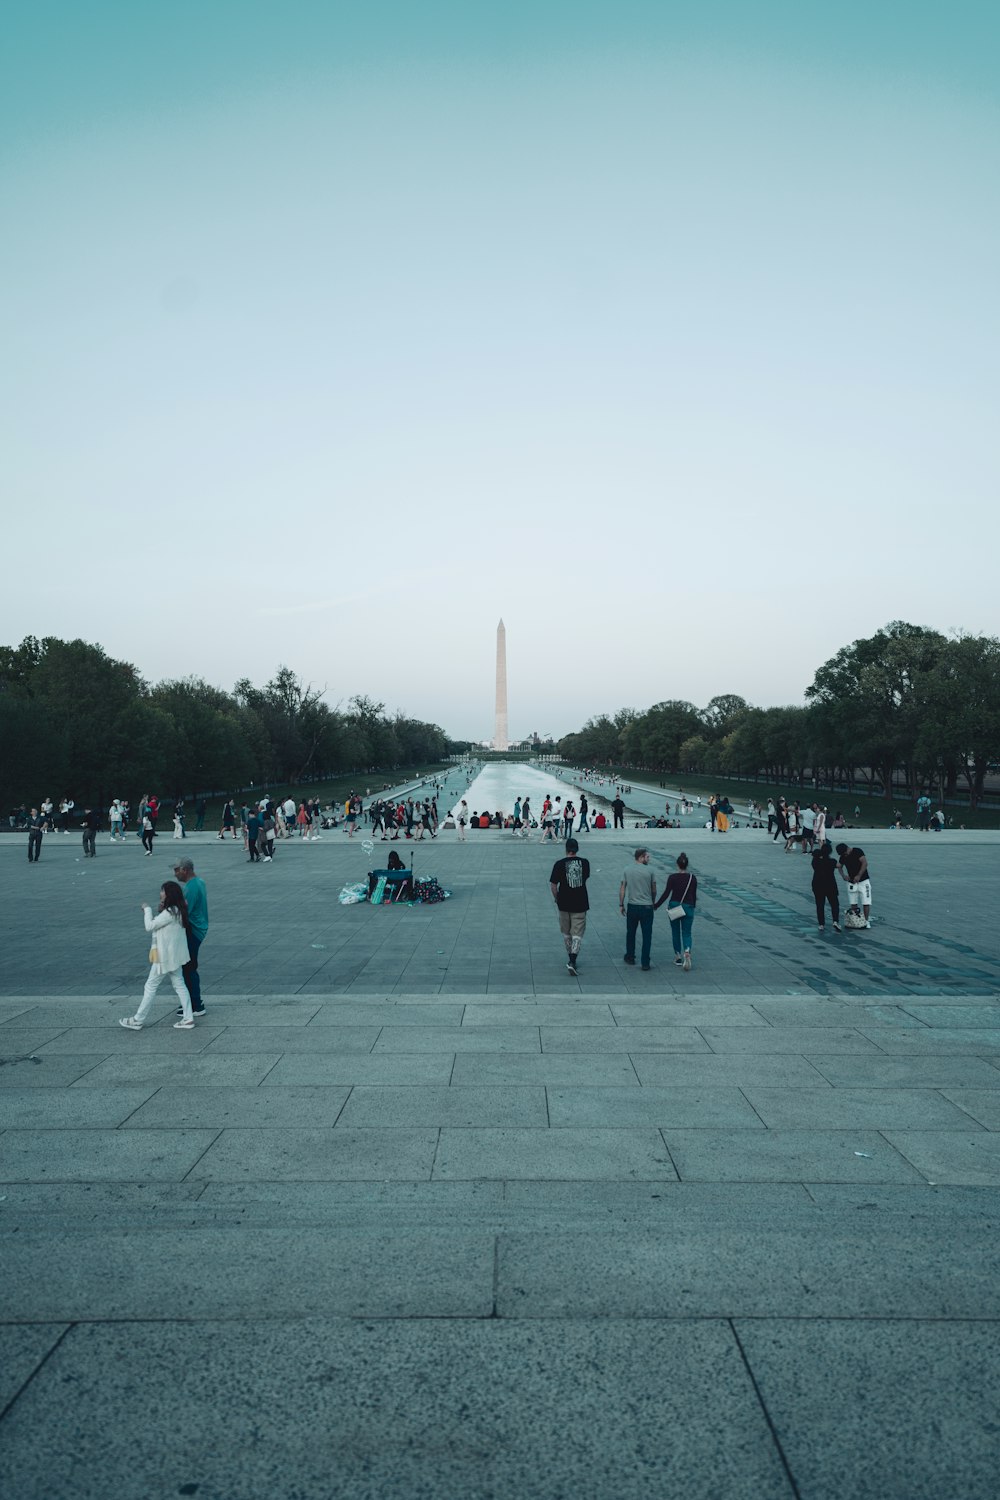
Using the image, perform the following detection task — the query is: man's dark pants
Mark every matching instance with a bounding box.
[82,829,96,858]
[183,934,203,1010]
[27,830,42,862]
[625,904,653,967]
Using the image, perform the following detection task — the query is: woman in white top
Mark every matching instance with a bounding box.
[120,882,194,1029]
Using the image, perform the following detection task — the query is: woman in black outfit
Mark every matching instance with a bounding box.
[811,839,841,932]
[654,852,697,971]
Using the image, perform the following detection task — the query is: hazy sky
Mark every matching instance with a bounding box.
[3,1,998,742]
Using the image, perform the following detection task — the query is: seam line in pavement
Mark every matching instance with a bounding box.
[0,1321,75,1424]
[729,1318,802,1500]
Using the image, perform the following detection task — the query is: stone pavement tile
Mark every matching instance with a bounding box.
[0,1319,794,1500]
[882,1131,1000,1186]
[804,1183,1000,1216]
[0,1128,218,1183]
[743,1087,980,1130]
[0,1027,73,1053]
[452,1053,640,1086]
[462,1002,615,1026]
[663,1129,927,1183]
[199,1180,504,1214]
[434,1126,677,1180]
[0,1004,149,1028]
[0,1055,108,1087]
[373,1026,541,1053]
[337,1085,547,1127]
[899,1004,1000,1028]
[0,1229,493,1322]
[807,1055,1000,1088]
[0,1005,35,1023]
[496,1223,1000,1318]
[859,1027,1000,1054]
[505,1180,812,1216]
[698,1026,880,1054]
[0,1325,68,1411]
[305,1003,465,1026]
[748,1000,920,1028]
[546,1086,764,1128]
[179,1001,322,1024]
[609,1001,769,1026]
[188,1126,440,1181]
[34,1026,226,1054]
[71,1055,282,1088]
[203,1026,379,1054]
[940,1090,1000,1129]
[541,1025,710,1053]
[0,1182,206,1220]
[262,1053,454,1085]
[121,1086,352,1129]
[0,1088,158,1129]
[631,1054,831,1087]
[735,1320,1000,1500]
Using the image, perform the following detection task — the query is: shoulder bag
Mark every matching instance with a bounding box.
[667,876,694,921]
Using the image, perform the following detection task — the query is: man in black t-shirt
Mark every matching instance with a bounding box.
[835,843,872,926]
[549,837,591,976]
[27,808,44,862]
[611,795,625,829]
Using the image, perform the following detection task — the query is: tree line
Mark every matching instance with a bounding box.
[557,622,1000,808]
[0,636,454,809]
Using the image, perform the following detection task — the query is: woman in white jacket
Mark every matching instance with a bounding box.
[120,881,195,1030]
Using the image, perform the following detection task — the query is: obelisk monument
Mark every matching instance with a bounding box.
[494,618,509,750]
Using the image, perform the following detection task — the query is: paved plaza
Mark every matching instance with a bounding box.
[2,786,1000,1498]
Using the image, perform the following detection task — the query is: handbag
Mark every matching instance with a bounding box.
[843,908,866,929]
[667,876,693,921]
[148,945,159,963]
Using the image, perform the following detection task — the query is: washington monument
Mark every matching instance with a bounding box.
[494,618,509,750]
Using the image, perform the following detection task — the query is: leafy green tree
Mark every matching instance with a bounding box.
[806,622,947,798]
[917,634,1000,807]
[700,694,751,739]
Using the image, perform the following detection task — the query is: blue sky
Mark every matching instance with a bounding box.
[3,2,998,741]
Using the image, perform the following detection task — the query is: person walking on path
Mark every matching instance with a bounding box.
[220,799,238,840]
[550,836,591,977]
[457,801,469,842]
[654,852,697,970]
[27,808,44,862]
[174,857,208,1017]
[811,840,841,933]
[247,808,262,860]
[141,807,156,856]
[619,847,657,970]
[611,794,625,830]
[836,842,872,926]
[577,794,589,833]
[81,806,99,858]
[120,881,194,1030]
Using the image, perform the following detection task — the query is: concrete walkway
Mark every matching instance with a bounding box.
[2,823,999,1497]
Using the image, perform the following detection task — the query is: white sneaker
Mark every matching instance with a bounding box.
[173,1019,195,1029]
[264,856,272,862]
[119,1017,142,1030]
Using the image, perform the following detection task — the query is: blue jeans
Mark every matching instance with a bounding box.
[668,904,695,956]
[625,905,653,967]
[183,933,203,1008]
